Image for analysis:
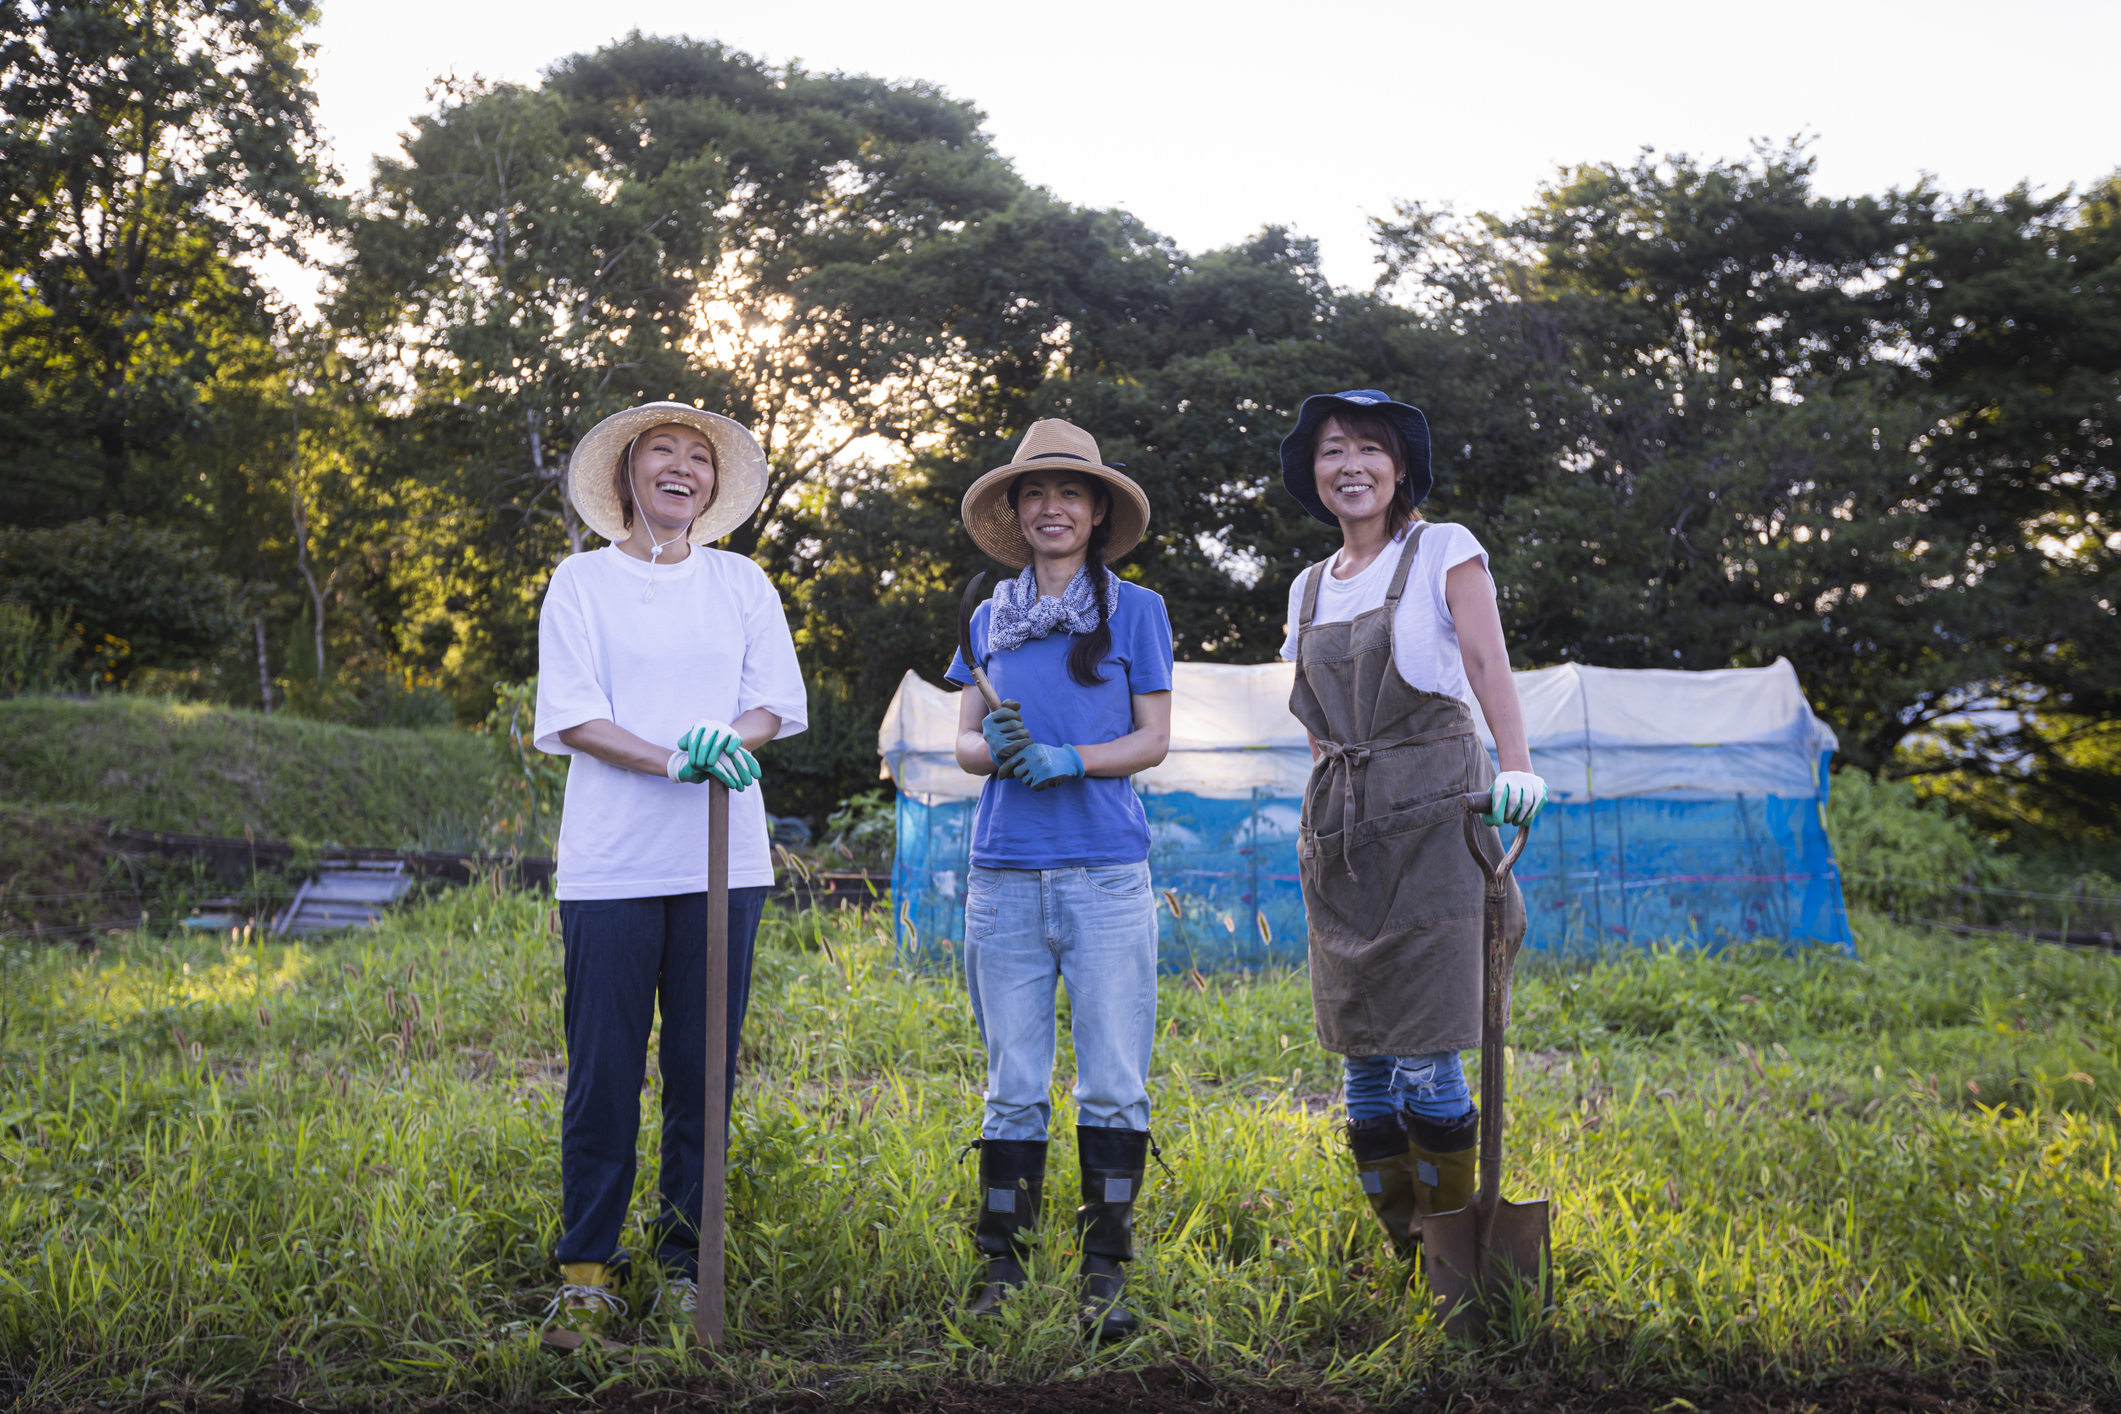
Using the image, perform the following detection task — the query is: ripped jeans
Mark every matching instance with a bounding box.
[1343,1051,1473,1124]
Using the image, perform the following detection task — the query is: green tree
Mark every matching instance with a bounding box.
[333,33,1029,700]
[0,0,335,519]
[1367,145,2113,802]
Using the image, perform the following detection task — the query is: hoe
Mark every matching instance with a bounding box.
[1421,793,1550,1337]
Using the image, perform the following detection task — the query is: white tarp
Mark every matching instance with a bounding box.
[878,657,1838,804]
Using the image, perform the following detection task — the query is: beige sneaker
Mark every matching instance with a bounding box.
[547,1261,628,1331]
[658,1277,697,1317]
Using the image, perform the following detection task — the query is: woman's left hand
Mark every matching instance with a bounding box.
[670,718,765,791]
[1484,771,1547,826]
[1006,742,1086,792]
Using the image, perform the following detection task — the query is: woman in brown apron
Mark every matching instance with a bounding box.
[1276,389,1547,1259]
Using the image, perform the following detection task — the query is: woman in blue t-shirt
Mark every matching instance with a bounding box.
[945,418,1174,1341]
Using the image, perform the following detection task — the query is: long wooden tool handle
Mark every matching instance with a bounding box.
[968,662,1002,713]
[697,781,729,1349]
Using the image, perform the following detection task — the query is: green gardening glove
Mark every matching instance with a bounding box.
[668,720,764,792]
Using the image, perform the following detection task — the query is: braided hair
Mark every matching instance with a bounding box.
[1007,473,1116,688]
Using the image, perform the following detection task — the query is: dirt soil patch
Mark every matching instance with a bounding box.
[73,1365,2111,1414]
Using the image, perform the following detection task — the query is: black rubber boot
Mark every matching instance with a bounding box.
[1405,1107,1479,1220]
[1075,1125,1149,1341]
[1346,1113,1420,1258]
[965,1138,1046,1316]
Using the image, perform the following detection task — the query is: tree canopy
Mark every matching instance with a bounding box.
[0,21,2111,846]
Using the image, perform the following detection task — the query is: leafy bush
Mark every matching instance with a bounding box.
[477,677,566,855]
[820,787,895,868]
[281,660,456,730]
[1827,769,2005,920]
[0,517,241,682]
[755,672,888,829]
[0,600,80,694]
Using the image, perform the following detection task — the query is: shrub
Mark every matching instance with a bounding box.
[820,787,895,868]
[1826,769,2004,921]
[0,600,80,695]
[0,517,241,682]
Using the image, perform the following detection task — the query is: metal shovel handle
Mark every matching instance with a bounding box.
[1459,791,1529,893]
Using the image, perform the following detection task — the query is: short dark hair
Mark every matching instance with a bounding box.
[614,425,719,530]
[1313,410,1421,537]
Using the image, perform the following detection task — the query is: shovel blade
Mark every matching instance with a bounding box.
[1421,1197,1552,1338]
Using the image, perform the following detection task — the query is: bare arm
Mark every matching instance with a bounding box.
[1076,691,1171,777]
[558,708,782,776]
[1446,560,1532,775]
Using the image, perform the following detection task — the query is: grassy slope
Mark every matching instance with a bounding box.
[5,904,2121,1406]
[0,696,494,846]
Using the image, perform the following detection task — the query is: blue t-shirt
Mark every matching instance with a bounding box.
[945,580,1175,868]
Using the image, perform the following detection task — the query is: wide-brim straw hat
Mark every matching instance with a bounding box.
[960,419,1150,568]
[567,402,769,546]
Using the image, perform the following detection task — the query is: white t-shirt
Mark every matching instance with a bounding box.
[1277,522,1490,702]
[534,546,808,897]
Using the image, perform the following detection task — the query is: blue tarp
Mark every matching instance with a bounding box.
[891,772,1852,970]
[881,659,1853,970]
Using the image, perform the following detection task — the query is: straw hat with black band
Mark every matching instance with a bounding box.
[960,419,1151,567]
[566,402,771,546]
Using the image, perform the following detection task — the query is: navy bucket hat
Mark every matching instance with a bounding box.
[1278,389,1432,527]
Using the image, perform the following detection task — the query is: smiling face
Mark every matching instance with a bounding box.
[1312,415,1403,527]
[622,422,718,535]
[1011,469,1108,564]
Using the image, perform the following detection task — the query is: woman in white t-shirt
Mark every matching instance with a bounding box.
[531,402,808,1334]
[1275,389,1546,1263]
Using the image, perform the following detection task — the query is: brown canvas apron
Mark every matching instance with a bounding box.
[1290,523,1526,1057]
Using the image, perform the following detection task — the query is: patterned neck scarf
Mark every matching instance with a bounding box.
[985,564,1119,657]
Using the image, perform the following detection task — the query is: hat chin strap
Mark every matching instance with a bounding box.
[628,430,696,602]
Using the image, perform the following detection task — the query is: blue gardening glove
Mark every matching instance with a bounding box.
[1007,742,1086,792]
[981,699,1030,768]
[1483,771,1547,827]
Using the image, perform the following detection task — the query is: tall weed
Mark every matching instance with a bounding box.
[4,900,2121,1405]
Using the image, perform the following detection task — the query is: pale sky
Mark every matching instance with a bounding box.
[267,0,2121,310]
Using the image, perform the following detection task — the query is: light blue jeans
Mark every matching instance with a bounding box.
[1344,1051,1473,1124]
[964,862,1159,1140]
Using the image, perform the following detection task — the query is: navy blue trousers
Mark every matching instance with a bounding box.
[555,887,767,1280]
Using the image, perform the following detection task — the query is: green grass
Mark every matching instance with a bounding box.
[0,695,497,846]
[5,902,2121,1407]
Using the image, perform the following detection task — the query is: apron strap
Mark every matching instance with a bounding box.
[1383,521,1431,605]
[1297,560,1327,629]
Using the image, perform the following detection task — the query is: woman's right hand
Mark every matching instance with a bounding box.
[670,718,764,791]
[981,699,1030,769]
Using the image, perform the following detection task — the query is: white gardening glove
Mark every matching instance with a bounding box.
[1484,771,1547,827]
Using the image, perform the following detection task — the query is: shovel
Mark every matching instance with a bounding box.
[696,780,730,1349]
[1421,791,1549,1338]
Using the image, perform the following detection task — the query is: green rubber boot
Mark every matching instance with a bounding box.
[1405,1107,1479,1220]
[1347,1113,1421,1258]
